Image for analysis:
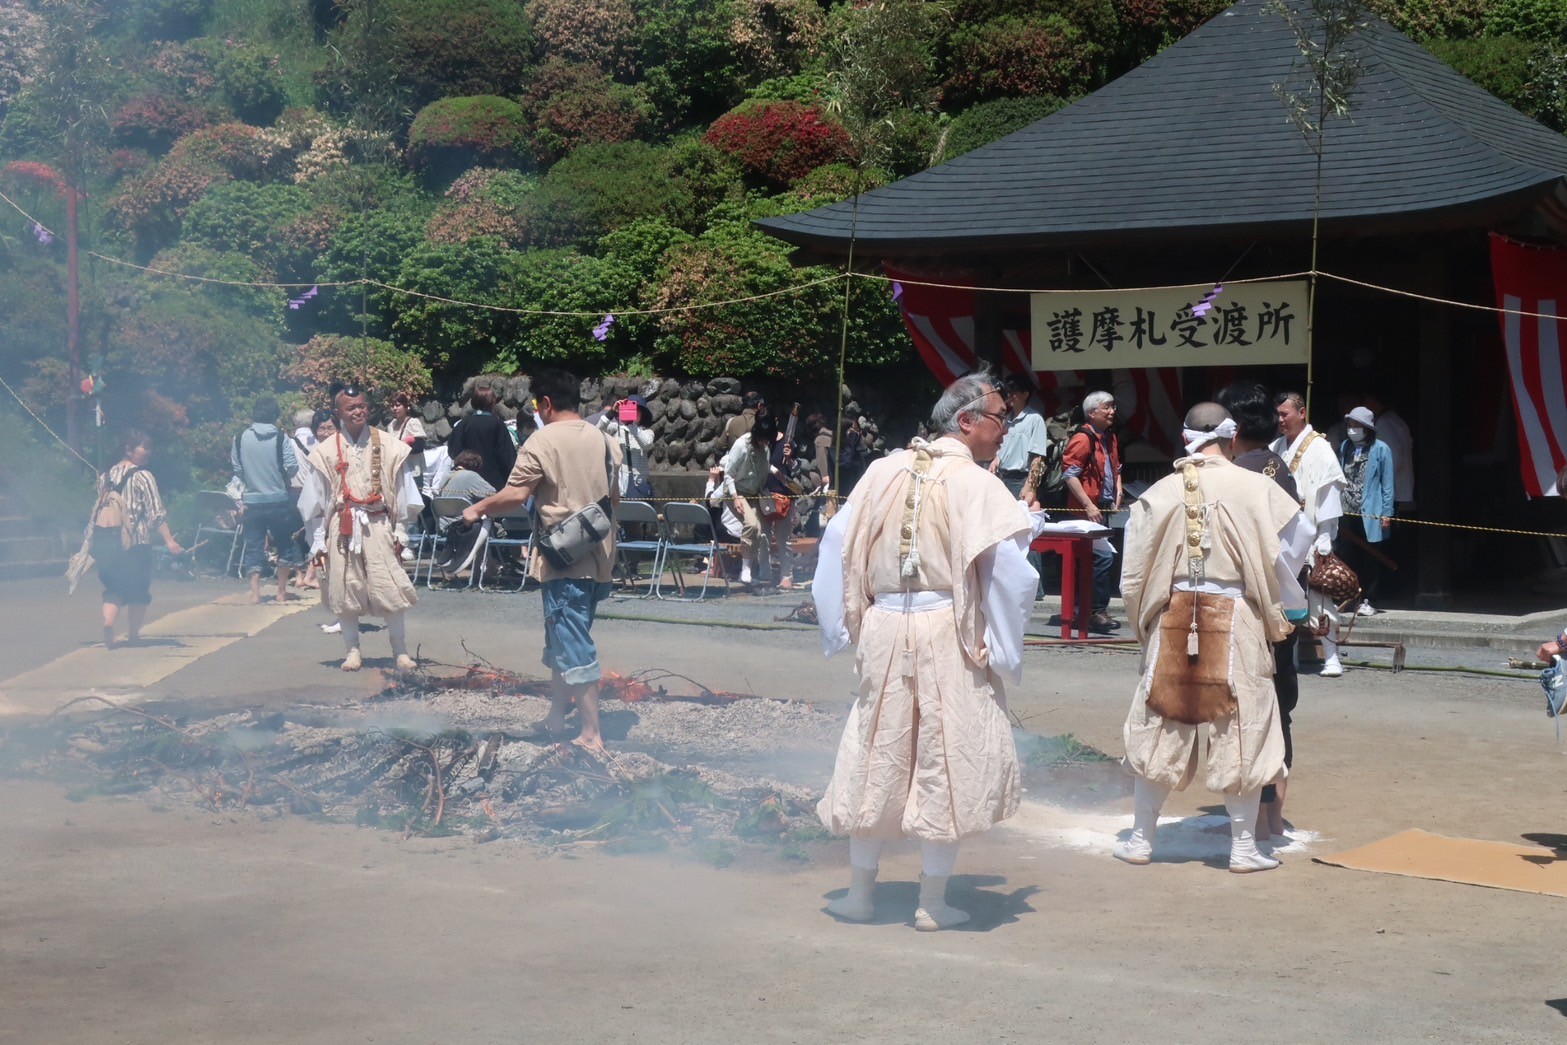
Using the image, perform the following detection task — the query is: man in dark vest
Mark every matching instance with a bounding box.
[1218,381,1311,845]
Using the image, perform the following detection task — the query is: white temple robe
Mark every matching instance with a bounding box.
[813,437,1049,843]
[1120,455,1308,795]
[298,426,421,619]
[1272,424,1347,624]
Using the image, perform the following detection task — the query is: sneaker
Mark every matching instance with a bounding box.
[400,547,416,563]
[1320,656,1343,678]
[320,621,342,634]
[739,562,753,585]
[1356,600,1377,616]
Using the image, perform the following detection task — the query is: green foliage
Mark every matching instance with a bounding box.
[406,96,531,182]
[214,42,287,125]
[745,73,828,104]
[943,14,1099,106]
[320,0,534,124]
[939,94,1069,161]
[129,0,212,42]
[1488,0,1567,40]
[1368,0,1495,40]
[1429,34,1539,113]
[285,334,433,413]
[181,180,311,280]
[822,0,944,170]
[633,0,748,127]
[523,60,654,167]
[525,141,697,247]
[389,236,524,369]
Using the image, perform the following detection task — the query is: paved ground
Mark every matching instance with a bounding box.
[3,575,1567,1042]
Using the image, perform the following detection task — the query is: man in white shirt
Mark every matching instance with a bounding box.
[1271,391,1348,676]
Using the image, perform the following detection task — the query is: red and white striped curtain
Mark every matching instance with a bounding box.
[1489,233,1567,497]
[885,264,1185,455]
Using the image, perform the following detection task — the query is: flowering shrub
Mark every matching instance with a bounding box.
[944,15,1099,105]
[0,0,44,114]
[112,92,216,152]
[406,96,530,181]
[425,167,535,248]
[107,123,286,251]
[704,100,853,187]
[730,0,827,79]
[286,335,433,414]
[525,60,655,166]
[529,0,638,75]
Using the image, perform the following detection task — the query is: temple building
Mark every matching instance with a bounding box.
[757,0,1567,607]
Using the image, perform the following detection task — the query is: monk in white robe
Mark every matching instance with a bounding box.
[1271,391,1347,676]
[814,371,1048,930]
[1116,403,1310,873]
[298,387,421,672]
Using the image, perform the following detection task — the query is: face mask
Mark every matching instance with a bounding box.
[1347,427,1366,443]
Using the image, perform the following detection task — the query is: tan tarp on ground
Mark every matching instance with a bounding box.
[1316,829,1567,897]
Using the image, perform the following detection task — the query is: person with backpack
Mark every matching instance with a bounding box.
[1061,390,1124,633]
[233,397,309,605]
[92,429,183,648]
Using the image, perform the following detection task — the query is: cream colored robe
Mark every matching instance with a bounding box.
[1271,425,1347,626]
[1120,455,1303,795]
[299,426,420,619]
[814,437,1043,843]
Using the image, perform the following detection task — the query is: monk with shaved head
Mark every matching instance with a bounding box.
[1113,402,1312,873]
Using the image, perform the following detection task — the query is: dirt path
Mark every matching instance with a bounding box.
[4,584,1567,1041]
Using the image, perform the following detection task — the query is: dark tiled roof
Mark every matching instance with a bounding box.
[756,0,1567,253]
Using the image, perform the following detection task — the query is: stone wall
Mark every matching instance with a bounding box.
[417,373,904,476]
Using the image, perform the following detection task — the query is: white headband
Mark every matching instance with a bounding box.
[1182,417,1237,455]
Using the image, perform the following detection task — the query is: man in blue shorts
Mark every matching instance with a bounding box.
[464,369,622,750]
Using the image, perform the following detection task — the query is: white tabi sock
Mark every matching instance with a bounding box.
[1114,777,1169,865]
[386,611,407,657]
[1226,789,1281,873]
[339,616,361,653]
[920,840,960,878]
[849,836,884,871]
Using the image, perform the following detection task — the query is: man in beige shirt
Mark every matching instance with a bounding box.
[464,370,622,750]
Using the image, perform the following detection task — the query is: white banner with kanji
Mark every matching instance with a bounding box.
[1030,281,1309,371]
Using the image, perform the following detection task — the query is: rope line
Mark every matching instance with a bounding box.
[0,372,96,470]
[359,274,842,318]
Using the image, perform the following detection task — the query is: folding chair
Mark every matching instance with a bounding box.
[613,500,664,598]
[657,501,728,600]
[478,507,534,590]
[192,490,245,577]
[422,496,471,587]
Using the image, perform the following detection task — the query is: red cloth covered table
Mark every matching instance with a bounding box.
[1030,526,1115,640]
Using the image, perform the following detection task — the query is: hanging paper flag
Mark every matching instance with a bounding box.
[288,284,321,310]
[592,314,615,341]
[80,374,95,396]
[32,222,53,245]
[891,281,904,302]
[1190,283,1224,318]
[94,401,104,427]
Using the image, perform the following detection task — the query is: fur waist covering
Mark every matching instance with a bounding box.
[1147,591,1238,725]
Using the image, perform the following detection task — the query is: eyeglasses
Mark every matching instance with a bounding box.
[977,409,1008,427]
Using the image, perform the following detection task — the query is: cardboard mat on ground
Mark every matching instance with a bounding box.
[1316,828,1567,897]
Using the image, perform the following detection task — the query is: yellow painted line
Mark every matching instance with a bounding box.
[0,593,315,719]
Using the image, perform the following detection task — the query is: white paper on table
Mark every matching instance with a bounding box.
[1032,518,1117,557]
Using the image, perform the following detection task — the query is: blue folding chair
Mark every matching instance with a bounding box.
[478,507,534,590]
[613,500,664,599]
[656,501,728,600]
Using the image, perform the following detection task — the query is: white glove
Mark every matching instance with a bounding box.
[1313,533,1333,557]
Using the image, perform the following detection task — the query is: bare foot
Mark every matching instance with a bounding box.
[528,718,568,738]
[571,735,606,755]
[249,593,262,605]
